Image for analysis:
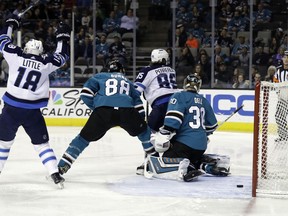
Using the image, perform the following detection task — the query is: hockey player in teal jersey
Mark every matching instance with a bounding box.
[148,74,230,182]
[58,60,156,175]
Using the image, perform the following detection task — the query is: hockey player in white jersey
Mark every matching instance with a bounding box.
[0,15,70,188]
[148,74,230,182]
[134,48,179,174]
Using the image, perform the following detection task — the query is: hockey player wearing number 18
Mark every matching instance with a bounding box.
[57,60,156,175]
[0,16,70,188]
[149,74,230,181]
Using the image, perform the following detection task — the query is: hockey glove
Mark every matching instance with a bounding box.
[151,127,176,153]
[55,22,71,41]
[5,14,21,30]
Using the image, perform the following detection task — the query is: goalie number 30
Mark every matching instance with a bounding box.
[189,106,205,129]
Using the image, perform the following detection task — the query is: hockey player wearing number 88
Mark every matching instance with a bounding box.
[149,74,230,182]
[57,60,156,175]
[0,17,70,188]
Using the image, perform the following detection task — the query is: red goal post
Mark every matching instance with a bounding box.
[253,81,288,198]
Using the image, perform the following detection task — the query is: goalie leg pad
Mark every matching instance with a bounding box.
[200,154,230,176]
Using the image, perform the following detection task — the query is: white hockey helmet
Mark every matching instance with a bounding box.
[151,49,169,65]
[24,39,44,55]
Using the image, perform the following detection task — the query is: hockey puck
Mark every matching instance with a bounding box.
[237,184,244,188]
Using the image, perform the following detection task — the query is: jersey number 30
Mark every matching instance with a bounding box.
[189,106,205,129]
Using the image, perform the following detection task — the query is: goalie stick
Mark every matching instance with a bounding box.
[217,104,244,129]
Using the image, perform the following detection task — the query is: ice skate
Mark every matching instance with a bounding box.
[50,172,65,189]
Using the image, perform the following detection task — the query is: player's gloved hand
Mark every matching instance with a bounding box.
[55,22,71,41]
[151,127,176,153]
[5,14,21,30]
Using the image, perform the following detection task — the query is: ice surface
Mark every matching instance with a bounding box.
[0,127,288,216]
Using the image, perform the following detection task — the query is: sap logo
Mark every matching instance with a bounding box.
[202,94,254,117]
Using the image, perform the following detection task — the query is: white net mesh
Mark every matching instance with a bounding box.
[256,81,288,197]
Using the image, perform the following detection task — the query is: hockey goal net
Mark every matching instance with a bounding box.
[253,81,288,197]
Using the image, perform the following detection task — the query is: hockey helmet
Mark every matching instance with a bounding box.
[183,73,202,92]
[23,39,43,55]
[107,59,124,72]
[151,49,169,65]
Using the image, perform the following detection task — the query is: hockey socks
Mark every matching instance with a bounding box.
[0,140,13,172]
[58,135,89,174]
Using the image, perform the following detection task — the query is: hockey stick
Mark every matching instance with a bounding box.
[217,104,244,129]
[18,0,50,18]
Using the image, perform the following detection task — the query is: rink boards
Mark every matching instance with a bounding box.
[0,88,255,132]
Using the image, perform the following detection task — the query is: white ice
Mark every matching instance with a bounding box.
[0,126,287,216]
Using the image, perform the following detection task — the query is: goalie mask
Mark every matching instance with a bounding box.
[183,74,202,93]
[151,49,169,65]
[107,59,124,73]
[23,39,43,55]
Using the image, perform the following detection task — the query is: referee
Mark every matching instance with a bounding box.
[273,50,288,142]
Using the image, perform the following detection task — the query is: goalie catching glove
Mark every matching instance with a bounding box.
[5,14,21,30]
[55,22,71,41]
[151,126,176,153]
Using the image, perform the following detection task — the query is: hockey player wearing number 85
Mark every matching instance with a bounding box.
[134,48,179,174]
[149,74,230,182]
[0,17,70,188]
[57,60,157,175]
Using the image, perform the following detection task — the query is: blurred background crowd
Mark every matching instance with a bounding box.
[0,0,287,89]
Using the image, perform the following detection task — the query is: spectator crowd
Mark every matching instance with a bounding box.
[0,0,287,89]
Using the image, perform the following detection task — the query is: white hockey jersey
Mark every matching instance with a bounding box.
[134,64,178,106]
[0,34,69,109]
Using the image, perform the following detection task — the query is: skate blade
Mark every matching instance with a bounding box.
[45,175,65,189]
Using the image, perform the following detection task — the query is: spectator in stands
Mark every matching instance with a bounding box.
[253,46,270,68]
[271,46,286,66]
[214,44,230,65]
[189,5,201,24]
[231,35,248,58]
[185,32,199,49]
[175,45,195,70]
[218,3,234,27]
[81,9,91,31]
[174,24,187,47]
[227,9,247,34]
[232,72,249,88]
[197,53,211,88]
[214,61,232,88]
[237,45,249,68]
[96,34,110,66]
[76,35,93,64]
[176,5,192,26]
[102,10,121,35]
[118,9,139,36]
[253,2,271,28]
[252,72,262,88]
[113,2,125,20]
[107,34,127,68]
[188,22,205,42]
[44,25,57,53]
[264,65,277,82]
[268,36,279,57]
[216,27,234,49]
[273,28,285,45]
